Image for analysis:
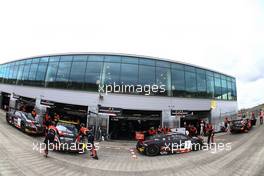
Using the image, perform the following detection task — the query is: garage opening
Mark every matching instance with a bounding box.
[174,110,210,135]
[41,100,88,126]
[1,92,11,111]
[8,94,36,114]
[109,109,162,140]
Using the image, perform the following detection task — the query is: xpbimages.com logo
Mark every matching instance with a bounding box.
[98,82,166,95]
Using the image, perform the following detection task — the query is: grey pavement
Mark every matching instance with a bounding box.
[0,110,264,176]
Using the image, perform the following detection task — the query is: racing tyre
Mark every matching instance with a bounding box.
[6,115,10,124]
[21,123,26,132]
[145,145,160,156]
[192,142,202,151]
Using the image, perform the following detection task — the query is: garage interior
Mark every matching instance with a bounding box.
[0,92,11,111]
[109,109,161,140]
[42,100,88,126]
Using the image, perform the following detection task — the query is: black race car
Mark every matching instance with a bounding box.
[54,121,85,152]
[230,119,252,133]
[6,110,44,134]
[136,133,203,156]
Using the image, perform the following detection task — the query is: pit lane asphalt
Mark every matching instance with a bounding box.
[0,110,264,176]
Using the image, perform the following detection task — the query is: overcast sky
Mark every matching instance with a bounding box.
[0,0,263,109]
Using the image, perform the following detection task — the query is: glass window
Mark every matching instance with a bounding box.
[221,78,228,100]
[120,63,138,85]
[171,63,184,70]
[11,65,19,84]
[35,63,48,86]
[88,55,104,62]
[139,58,155,66]
[196,69,206,97]
[60,55,73,62]
[68,62,86,89]
[227,81,232,100]
[122,57,139,64]
[1,66,5,80]
[49,56,60,62]
[185,66,195,72]
[231,81,237,100]
[19,60,26,65]
[7,66,14,80]
[5,66,9,79]
[214,73,220,78]
[171,69,185,97]
[0,66,3,79]
[138,65,156,95]
[3,67,10,83]
[156,60,170,68]
[73,55,88,62]
[55,62,72,88]
[22,64,31,84]
[104,56,121,63]
[206,71,214,77]
[214,77,222,99]
[155,67,171,96]
[25,59,32,64]
[40,57,49,62]
[226,76,232,82]
[45,62,59,87]
[32,58,40,63]
[84,62,103,91]
[28,64,38,80]
[102,62,121,86]
[185,71,197,95]
[206,75,214,98]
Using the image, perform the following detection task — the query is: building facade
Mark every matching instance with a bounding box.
[0,53,237,139]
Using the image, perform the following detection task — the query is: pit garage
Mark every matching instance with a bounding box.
[170,110,210,135]
[0,92,11,111]
[178,111,210,127]
[9,94,36,114]
[41,100,88,126]
[98,107,162,140]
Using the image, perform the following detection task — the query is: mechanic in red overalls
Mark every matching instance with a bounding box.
[148,127,157,136]
[43,121,58,157]
[207,123,214,145]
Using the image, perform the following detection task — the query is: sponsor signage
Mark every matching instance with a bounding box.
[171,110,193,117]
[98,106,122,116]
[40,99,55,106]
[12,93,20,100]
[211,100,217,109]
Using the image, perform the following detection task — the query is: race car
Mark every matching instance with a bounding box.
[6,110,44,134]
[54,120,87,152]
[136,132,203,156]
[230,119,251,133]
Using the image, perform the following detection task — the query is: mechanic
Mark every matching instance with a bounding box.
[76,123,89,153]
[157,125,162,134]
[259,109,263,125]
[54,113,61,125]
[148,127,157,136]
[44,113,52,135]
[43,121,58,157]
[31,109,37,118]
[78,123,89,140]
[189,125,197,137]
[87,129,98,160]
[224,117,228,130]
[207,123,214,145]
[162,126,171,134]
